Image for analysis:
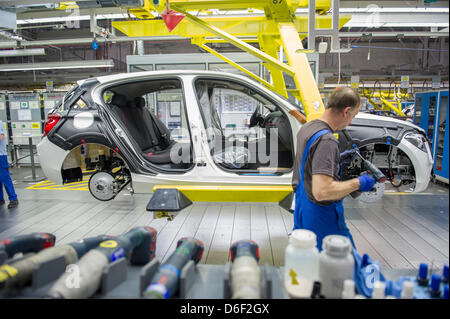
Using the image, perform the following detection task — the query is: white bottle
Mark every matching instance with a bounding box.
[342,279,356,299]
[319,235,355,299]
[284,229,320,298]
[372,281,386,299]
[401,281,415,299]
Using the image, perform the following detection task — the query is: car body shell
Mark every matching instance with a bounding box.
[37,70,433,196]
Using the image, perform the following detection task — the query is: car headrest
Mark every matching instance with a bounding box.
[134,97,146,108]
[111,94,127,107]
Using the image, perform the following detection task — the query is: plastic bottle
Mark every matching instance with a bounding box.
[284,229,319,298]
[442,264,449,284]
[401,280,415,299]
[417,263,429,286]
[372,281,386,299]
[318,235,354,299]
[342,279,356,299]
[430,274,442,298]
[443,285,449,299]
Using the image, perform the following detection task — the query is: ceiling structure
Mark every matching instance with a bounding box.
[0,0,448,89]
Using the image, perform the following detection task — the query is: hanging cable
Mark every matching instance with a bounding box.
[337,39,341,86]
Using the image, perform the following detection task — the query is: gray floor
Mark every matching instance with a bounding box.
[1,166,449,270]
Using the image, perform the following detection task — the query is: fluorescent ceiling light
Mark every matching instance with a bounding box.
[17,13,136,24]
[0,48,46,57]
[0,59,114,71]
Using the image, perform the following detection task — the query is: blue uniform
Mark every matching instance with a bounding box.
[0,120,17,202]
[293,129,355,251]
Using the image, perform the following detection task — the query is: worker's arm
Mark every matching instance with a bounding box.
[312,174,360,202]
[0,133,4,141]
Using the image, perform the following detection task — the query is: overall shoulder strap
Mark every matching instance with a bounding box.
[299,129,331,179]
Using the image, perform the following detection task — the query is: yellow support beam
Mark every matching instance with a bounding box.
[278,22,324,121]
[112,15,350,39]
[143,0,332,13]
[173,7,297,77]
[193,38,276,90]
[152,185,293,202]
[380,97,406,116]
[259,34,288,97]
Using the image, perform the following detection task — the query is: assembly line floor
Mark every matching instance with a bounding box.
[1,166,448,271]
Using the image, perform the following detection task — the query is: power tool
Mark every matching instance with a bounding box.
[0,234,111,290]
[0,233,56,259]
[230,240,261,299]
[143,237,204,299]
[354,151,387,184]
[343,149,387,202]
[47,226,157,299]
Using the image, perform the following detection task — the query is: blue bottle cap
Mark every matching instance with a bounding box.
[418,263,428,279]
[443,264,449,281]
[430,274,441,292]
[443,285,449,299]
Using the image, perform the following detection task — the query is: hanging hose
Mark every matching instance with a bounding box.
[387,145,401,188]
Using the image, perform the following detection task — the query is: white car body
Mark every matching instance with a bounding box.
[37,71,433,199]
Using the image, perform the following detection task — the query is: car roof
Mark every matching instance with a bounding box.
[77,70,257,86]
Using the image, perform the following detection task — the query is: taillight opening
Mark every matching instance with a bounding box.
[43,113,61,137]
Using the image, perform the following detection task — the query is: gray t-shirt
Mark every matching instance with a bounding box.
[292,119,340,206]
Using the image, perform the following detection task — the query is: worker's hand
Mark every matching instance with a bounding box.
[358,174,376,192]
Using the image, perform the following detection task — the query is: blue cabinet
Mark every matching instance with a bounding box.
[415,90,449,183]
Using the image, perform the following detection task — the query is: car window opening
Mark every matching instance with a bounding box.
[195,78,294,175]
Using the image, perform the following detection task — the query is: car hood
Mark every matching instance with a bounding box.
[355,112,425,134]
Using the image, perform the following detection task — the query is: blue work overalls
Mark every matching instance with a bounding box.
[0,155,17,202]
[293,129,355,251]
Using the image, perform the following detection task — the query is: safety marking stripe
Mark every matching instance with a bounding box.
[385,192,433,195]
[26,177,91,191]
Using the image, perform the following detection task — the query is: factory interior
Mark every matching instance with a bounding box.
[0,0,448,304]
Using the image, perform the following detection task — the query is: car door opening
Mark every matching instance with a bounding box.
[195,78,294,175]
[103,78,194,171]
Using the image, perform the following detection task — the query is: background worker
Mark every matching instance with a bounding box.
[0,120,18,209]
[292,87,376,251]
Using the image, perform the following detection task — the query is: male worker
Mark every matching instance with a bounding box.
[292,87,375,251]
[0,120,18,209]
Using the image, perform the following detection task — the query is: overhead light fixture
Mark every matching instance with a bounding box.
[338,7,449,13]
[17,13,136,25]
[0,59,114,71]
[0,48,46,57]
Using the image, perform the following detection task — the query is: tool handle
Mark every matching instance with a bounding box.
[68,235,113,259]
[0,233,56,258]
[1,245,78,289]
[230,240,260,262]
[350,191,361,198]
[143,237,204,299]
[365,162,387,183]
[47,249,109,299]
[176,237,204,264]
[94,227,157,265]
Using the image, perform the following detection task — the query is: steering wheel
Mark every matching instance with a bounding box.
[249,108,264,128]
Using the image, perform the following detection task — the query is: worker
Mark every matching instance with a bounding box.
[292,87,375,251]
[0,120,18,209]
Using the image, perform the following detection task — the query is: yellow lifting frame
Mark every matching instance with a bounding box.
[278,22,324,120]
[380,97,406,116]
[152,184,293,203]
[192,37,276,90]
[110,0,351,121]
